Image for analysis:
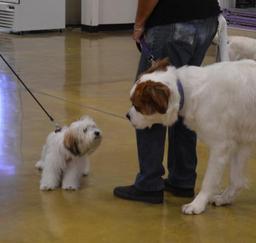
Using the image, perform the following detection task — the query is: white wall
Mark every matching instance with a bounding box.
[82,0,137,26]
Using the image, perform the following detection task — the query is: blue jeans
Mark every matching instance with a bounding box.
[134,16,218,191]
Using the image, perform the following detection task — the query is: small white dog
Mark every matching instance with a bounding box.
[127,58,256,214]
[227,36,256,61]
[214,34,256,61]
[36,116,102,191]
[214,16,256,61]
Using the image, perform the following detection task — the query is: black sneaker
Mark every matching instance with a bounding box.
[164,179,194,198]
[113,185,163,204]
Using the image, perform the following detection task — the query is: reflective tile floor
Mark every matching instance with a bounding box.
[0,28,256,243]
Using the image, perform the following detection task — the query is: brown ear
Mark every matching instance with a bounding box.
[131,81,170,114]
[147,81,170,114]
[64,131,81,156]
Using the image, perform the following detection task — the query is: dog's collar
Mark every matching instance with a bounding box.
[177,79,184,111]
[55,127,62,133]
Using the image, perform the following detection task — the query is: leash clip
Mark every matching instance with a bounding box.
[53,121,62,133]
[149,55,156,65]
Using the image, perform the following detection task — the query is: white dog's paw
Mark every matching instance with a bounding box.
[210,194,232,206]
[62,184,79,191]
[82,171,89,177]
[35,161,43,170]
[40,184,57,191]
[182,202,206,215]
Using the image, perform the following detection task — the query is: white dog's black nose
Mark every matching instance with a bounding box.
[94,131,101,137]
[126,113,131,121]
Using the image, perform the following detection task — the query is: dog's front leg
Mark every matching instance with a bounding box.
[40,157,62,191]
[182,145,231,214]
[62,162,81,190]
[83,157,90,176]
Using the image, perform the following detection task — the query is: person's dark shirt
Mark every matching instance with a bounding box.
[146,0,221,28]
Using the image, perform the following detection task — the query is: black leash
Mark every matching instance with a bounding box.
[0,54,61,132]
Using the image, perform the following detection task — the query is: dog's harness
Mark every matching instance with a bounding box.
[137,37,185,111]
[0,54,62,133]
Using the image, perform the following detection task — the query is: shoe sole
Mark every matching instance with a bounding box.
[113,191,163,204]
[164,187,194,198]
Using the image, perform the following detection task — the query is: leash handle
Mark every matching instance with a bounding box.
[0,54,60,130]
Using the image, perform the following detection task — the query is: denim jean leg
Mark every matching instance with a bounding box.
[168,119,197,189]
[160,22,198,189]
[135,124,166,191]
[167,17,218,189]
[134,41,166,191]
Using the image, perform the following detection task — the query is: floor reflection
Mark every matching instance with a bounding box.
[0,70,21,176]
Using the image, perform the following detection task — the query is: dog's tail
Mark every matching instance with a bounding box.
[216,14,230,62]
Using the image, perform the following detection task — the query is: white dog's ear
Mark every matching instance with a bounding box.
[64,131,81,156]
[79,115,94,123]
[80,115,89,120]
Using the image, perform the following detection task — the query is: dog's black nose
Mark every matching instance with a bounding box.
[126,113,131,120]
[94,131,100,137]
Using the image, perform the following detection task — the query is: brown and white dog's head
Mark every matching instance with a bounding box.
[127,59,180,129]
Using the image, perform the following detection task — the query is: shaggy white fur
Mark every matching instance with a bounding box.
[228,36,256,61]
[128,59,256,214]
[36,116,102,191]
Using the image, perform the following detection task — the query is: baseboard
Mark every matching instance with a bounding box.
[81,23,133,32]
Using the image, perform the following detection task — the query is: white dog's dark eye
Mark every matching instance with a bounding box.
[83,128,88,133]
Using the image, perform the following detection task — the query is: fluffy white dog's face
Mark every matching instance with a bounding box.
[64,116,102,156]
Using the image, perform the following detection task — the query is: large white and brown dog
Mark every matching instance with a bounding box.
[127,58,256,214]
[36,116,102,191]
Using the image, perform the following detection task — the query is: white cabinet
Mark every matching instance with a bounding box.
[81,0,137,30]
[0,0,65,33]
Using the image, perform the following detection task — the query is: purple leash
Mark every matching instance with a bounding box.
[136,36,156,64]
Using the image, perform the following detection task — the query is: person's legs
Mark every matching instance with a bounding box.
[166,16,218,195]
[114,16,218,202]
[133,24,197,193]
[114,27,170,203]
